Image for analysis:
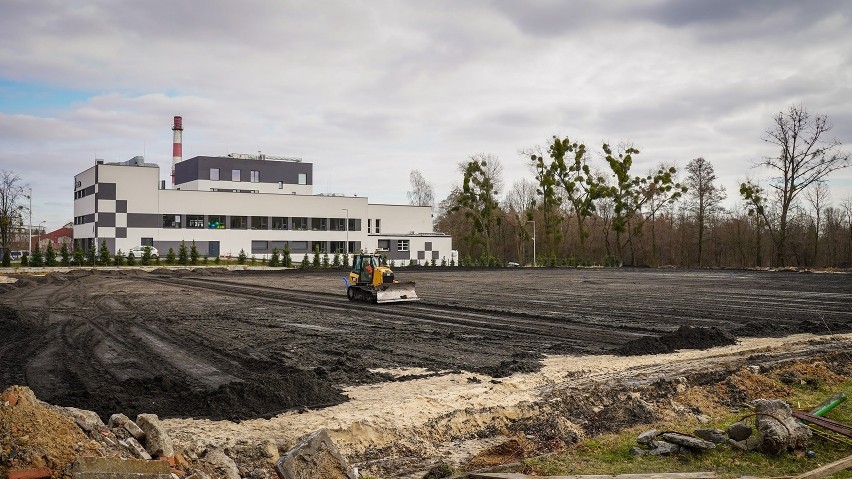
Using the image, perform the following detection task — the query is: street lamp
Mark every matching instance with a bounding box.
[527,220,536,267]
[37,221,46,250]
[342,208,349,255]
[26,188,32,258]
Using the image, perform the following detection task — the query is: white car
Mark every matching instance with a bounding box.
[129,246,159,258]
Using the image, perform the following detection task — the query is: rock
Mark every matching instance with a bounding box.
[64,407,105,432]
[110,412,145,440]
[754,399,811,453]
[629,446,648,456]
[648,442,681,456]
[185,473,211,479]
[248,468,271,479]
[274,429,356,479]
[262,441,280,465]
[70,456,170,478]
[728,438,748,451]
[659,432,716,450]
[203,449,240,479]
[745,435,762,451]
[727,421,753,441]
[121,437,153,460]
[2,386,37,406]
[137,413,175,458]
[696,414,711,425]
[637,429,658,445]
[7,467,52,479]
[693,428,726,444]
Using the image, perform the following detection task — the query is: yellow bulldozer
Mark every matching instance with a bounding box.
[345,252,419,303]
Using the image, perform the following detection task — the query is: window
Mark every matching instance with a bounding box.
[292,217,308,231]
[208,215,226,229]
[162,214,182,228]
[397,239,409,251]
[251,216,268,230]
[375,219,381,234]
[298,173,307,185]
[250,170,259,183]
[311,241,327,253]
[230,216,248,229]
[330,241,346,253]
[368,219,372,234]
[210,168,220,181]
[187,215,205,229]
[232,169,241,182]
[271,241,287,251]
[271,217,288,230]
[291,241,308,251]
[141,238,154,246]
[377,239,390,251]
[348,218,361,231]
[330,218,346,231]
[311,218,327,231]
[251,241,268,254]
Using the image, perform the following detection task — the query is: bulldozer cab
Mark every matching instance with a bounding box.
[351,253,381,285]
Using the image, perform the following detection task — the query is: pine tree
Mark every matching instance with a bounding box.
[45,243,57,266]
[312,246,321,268]
[282,246,292,267]
[269,248,280,267]
[73,244,85,265]
[190,240,199,265]
[2,249,10,267]
[178,241,188,265]
[300,254,310,268]
[30,243,44,266]
[332,252,340,267]
[59,243,70,266]
[166,248,176,265]
[98,240,111,265]
[342,252,350,269]
[237,249,247,264]
[322,252,330,268]
[441,257,447,266]
[141,246,151,266]
[87,245,96,266]
[114,249,125,266]
[127,251,136,266]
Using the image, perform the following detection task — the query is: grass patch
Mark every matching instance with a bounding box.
[512,373,852,479]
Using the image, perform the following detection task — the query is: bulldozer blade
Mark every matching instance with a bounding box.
[376,282,420,303]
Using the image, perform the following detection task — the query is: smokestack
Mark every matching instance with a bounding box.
[171,116,183,186]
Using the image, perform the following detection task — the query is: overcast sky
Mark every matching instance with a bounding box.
[2,0,851,230]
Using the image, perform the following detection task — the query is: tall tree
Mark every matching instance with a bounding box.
[452,154,503,259]
[529,149,563,256]
[804,182,829,266]
[545,136,607,257]
[741,105,850,265]
[602,143,686,265]
[407,170,435,207]
[503,179,537,264]
[686,157,726,267]
[0,171,26,263]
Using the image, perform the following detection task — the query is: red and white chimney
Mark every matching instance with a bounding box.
[170,115,183,186]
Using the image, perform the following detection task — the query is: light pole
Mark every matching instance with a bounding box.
[342,208,349,255]
[527,220,536,267]
[26,188,32,258]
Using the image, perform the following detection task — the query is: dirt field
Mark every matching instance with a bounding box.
[1,267,850,476]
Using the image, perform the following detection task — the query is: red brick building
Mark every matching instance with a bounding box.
[33,225,73,251]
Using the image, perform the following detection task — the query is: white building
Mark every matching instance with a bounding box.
[72,153,452,263]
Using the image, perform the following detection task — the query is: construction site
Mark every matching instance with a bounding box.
[1,266,851,478]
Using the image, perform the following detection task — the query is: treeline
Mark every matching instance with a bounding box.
[432,105,851,268]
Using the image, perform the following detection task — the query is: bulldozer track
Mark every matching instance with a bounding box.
[144,275,641,347]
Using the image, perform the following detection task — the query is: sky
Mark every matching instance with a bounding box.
[1,0,851,231]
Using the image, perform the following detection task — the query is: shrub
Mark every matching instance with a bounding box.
[332,252,340,267]
[322,252,330,268]
[301,254,310,268]
[98,241,111,266]
[312,247,321,268]
[389,259,395,268]
[30,243,44,267]
[87,245,96,266]
[45,243,57,267]
[269,248,280,267]
[141,246,152,266]
[237,249,247,264]
[441,257,447,266]
[166,248,176,265]
[178,241,188,265]
[450,258,455,266]
[282,246,292,267]
[2,249,10,267]
[59,243,70,266]
[114,249,125,266]
[127,251,136,266]
[190,241,199,265]
[73,244,84,265]
[408,259,416,267]
[21,253,28,266]
[342,252,349,268]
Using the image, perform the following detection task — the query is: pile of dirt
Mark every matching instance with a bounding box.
[483,351,545,378]
[0,386,101,477]
[614,326,737,356]
[735,319,852,337]
[45,366,347,422]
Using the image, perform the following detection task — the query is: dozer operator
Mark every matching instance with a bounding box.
[345,252,419,303]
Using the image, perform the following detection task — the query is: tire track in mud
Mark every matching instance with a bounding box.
[143,275,644,348]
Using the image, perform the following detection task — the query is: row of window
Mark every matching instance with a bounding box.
[209,168,307,185]
[162,215,365,231]
[378,239,409,252]
[251,240,361,254]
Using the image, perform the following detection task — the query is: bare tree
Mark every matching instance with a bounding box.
[504,179,537,264]
[407,170,435,207]
[804,182,829,266]
[741,105,850,265]
[686,157,726,267]
[0,170,27,265]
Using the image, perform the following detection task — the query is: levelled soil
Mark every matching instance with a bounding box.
[0,267,849,423]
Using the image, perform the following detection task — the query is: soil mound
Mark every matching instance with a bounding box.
[614,326,736,356]
[44,366,347,422]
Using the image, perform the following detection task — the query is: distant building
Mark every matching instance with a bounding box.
[34,226,73,251]
[72,118,452,262]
